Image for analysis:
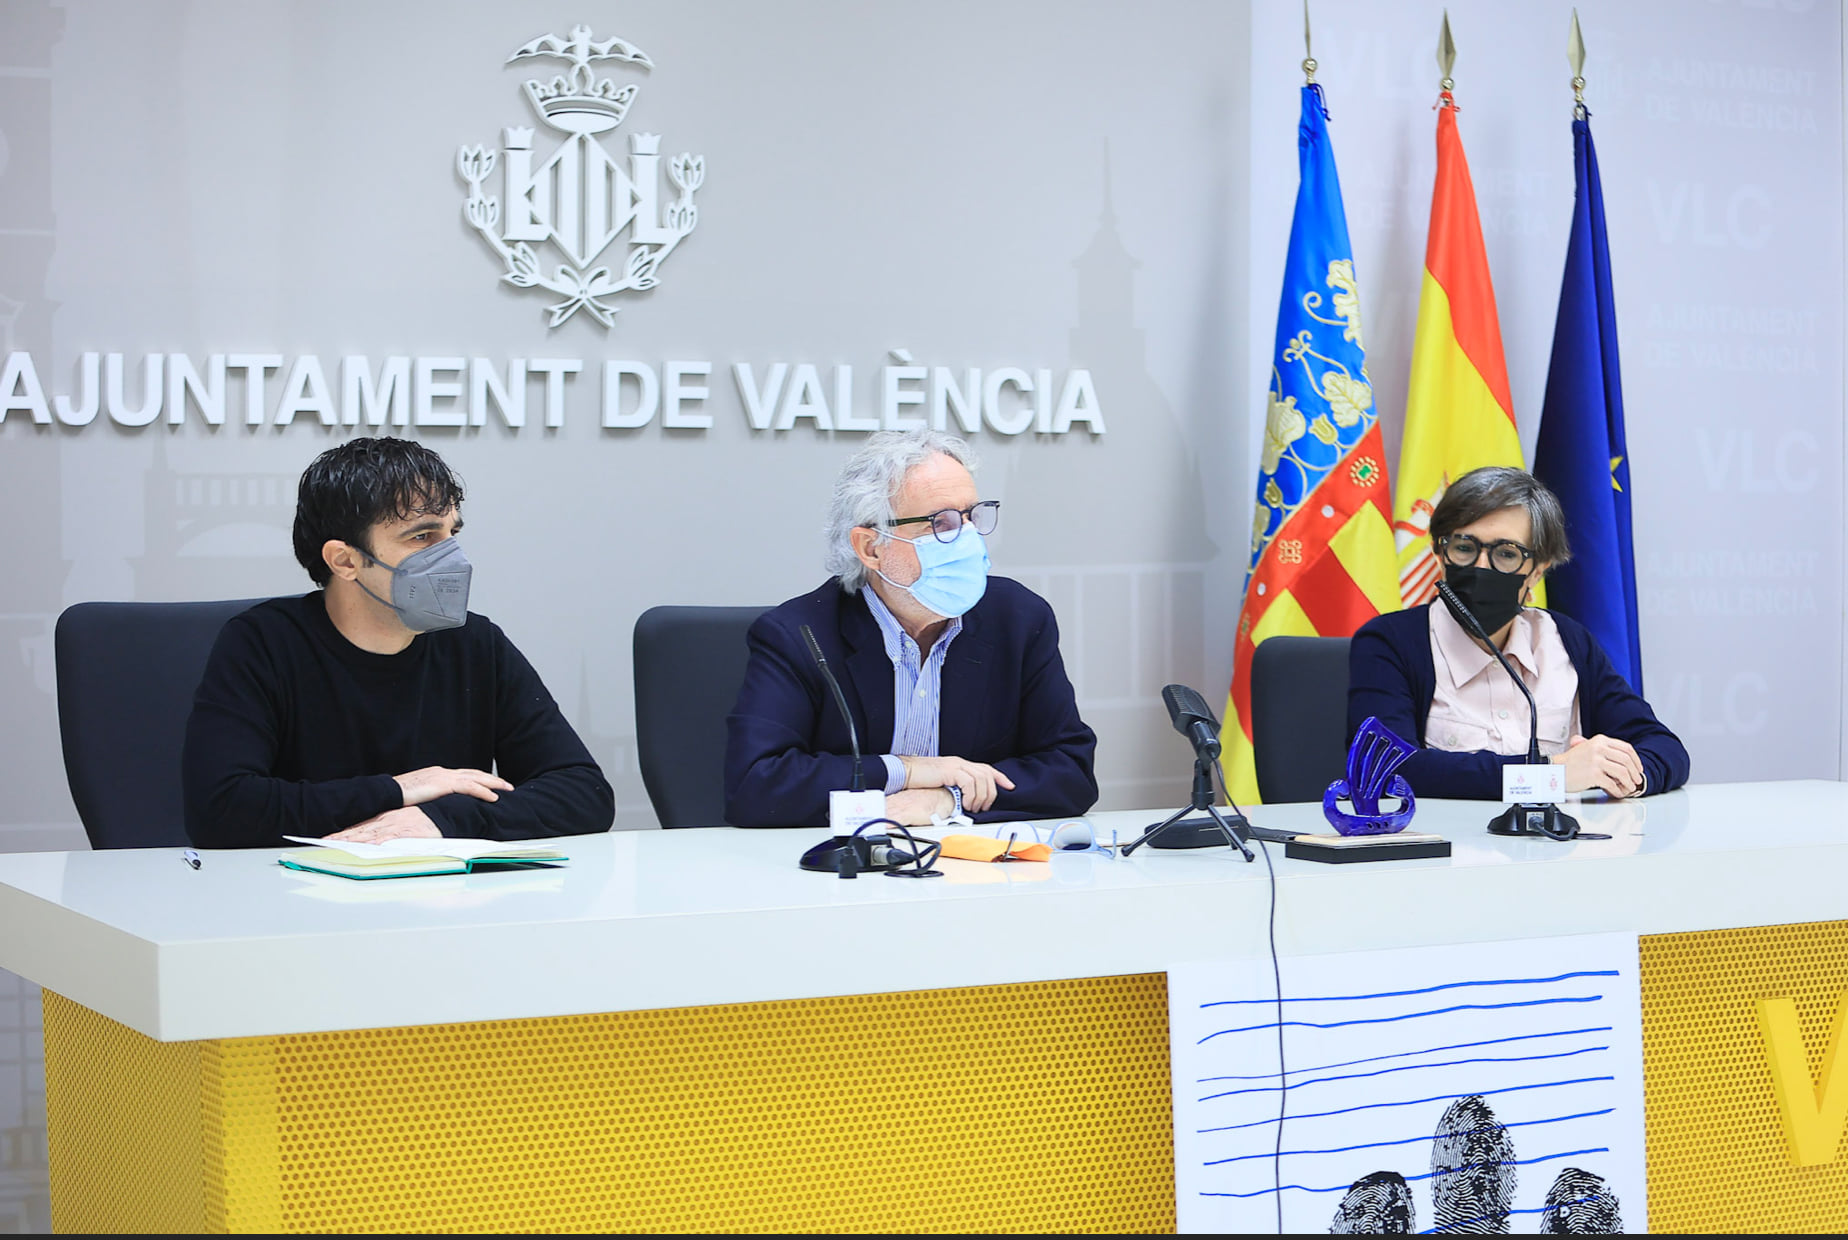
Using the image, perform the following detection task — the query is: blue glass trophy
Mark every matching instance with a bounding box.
[1323,716,1417,836]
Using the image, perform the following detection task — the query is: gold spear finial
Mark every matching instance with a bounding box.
[1569,8,1587,117]
[1437,10,1456,93]
[1302,0,1317,84]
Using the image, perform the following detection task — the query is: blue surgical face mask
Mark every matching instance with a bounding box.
[355,538,473,632]
[877,521,990,618]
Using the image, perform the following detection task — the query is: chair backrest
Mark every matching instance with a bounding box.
[1250,635,1353,805]
[633,605,770,829]
[55,598,270,849]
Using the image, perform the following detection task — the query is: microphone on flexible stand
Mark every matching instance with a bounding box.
[1433,581,1580,841]
[801,624,863,793]
[794,624,939,877]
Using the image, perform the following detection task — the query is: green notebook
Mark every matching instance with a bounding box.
[280,846,568,881]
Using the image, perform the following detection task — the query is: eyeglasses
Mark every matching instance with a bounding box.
[1439,532,1535,575]
[988,819,1122,858]
[883,500,1000,543]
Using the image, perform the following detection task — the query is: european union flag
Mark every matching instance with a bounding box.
[1534,116,1642,691]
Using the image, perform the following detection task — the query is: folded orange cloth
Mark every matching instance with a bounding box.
[938,834,1053,863]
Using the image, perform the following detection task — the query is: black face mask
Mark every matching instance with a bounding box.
[1441,563,1528,636]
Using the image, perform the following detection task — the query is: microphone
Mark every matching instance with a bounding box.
[1433,583,1542,765]
[801,623,863,793]
[1433,581,1579,841]
[1162,683,1223,761]
[794,624,944,877]
[1120,684,1258,858]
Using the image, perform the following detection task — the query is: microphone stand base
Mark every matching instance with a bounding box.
[1122,799,1256,862]
[1145,815,1250,850]
[1488,803,1582,841]
[1120,755,1256,861]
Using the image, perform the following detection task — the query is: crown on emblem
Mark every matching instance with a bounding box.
[522,77,638,134]
[505,25,652,136]
[630,132,661,156]
[503,126,534,150]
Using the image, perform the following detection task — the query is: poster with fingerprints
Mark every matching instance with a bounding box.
[1169,934,1645,1234]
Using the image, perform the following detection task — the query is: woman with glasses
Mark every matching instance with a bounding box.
[1349,466,1688,800]
[724,429,1098,827]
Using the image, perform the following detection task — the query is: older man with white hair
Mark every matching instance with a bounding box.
[725,430,1097,827]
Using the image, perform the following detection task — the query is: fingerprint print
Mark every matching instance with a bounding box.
[1429,1095,1517,1233]
[1329,1170,1416,1233]
[1540,1166,1623,1234]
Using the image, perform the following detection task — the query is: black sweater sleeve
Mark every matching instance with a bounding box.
[183,617,404,847]
[416,630,615,840]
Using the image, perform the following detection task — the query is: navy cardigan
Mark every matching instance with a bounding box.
[1347,604,1690,800]
[724,576,1099,827]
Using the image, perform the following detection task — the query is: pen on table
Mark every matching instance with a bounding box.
[181,848,201,870]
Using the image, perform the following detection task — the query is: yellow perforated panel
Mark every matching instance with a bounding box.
[1640,920,1848,1234]
[42,991,206,1234]
[45,974,1173,1233]
[201,1037,282,1232]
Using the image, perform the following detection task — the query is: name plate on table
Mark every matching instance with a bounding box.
[829,789,888,836]
[1503,764,1566,804]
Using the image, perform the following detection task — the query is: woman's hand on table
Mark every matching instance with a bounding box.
[1552,734,1644,798]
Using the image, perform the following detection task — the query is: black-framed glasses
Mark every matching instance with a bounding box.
[883,500,1000,543]
[1439,532,1535,575]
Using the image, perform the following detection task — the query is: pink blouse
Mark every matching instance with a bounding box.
[1425,604,1581,757]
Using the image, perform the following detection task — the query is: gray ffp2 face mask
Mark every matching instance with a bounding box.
[355,538,473,632]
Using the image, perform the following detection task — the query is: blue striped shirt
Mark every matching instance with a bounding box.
[861,586,963,795]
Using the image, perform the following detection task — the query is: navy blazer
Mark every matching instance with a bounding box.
[1348,604,1690,800]
[724,576,1098,827]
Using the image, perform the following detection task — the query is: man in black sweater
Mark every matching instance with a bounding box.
[182,438,614,848]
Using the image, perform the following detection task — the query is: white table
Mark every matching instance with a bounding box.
[3,781,1845,1233]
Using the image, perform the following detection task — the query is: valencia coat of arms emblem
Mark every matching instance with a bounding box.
[457,25,705,328]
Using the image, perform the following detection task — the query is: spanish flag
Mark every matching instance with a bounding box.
[1392,89,1530,606]
[1220,85,1398,806]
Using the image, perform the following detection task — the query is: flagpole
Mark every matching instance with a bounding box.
[1302,0,1316,84]
[1569,8,1587,118]
[1437,10,1456,98]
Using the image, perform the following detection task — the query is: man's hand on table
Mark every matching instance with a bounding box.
[884,788,955,826]
[393,766,511,805]
[899,754,1014,813]
[326,806,442,843]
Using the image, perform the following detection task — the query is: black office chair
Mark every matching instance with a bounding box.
[1250,635,1353,804]
[55,598,269,849]
[633,605,770,829]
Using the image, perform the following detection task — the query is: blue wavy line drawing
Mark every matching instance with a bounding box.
[1199,995,1604,1042]
[1197,1026,1615,1083]
[1199,971,1619,1008]
[1198,1045,1609,1102]
[1196,1147,1611,1199]
[1197,1076,1615,1134]
[1202,1108,1614,1166]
